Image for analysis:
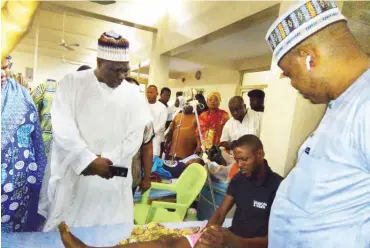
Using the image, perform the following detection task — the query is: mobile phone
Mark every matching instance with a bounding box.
[109,166,128,177]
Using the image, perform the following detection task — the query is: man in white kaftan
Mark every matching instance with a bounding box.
[265,1,370,247]
[220,96,262,150]
[41,31,152,231]
[146,85,168,157]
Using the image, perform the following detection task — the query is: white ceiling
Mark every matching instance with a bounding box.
[13,1,155,66]
[54,0,168,28]
[11,1,370,78]
[170,1,370,73]
[175,20,272,66]
[169,58,205,73]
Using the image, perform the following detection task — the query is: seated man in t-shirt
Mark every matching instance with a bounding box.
[198,134,283,248]
[59,135,282,248]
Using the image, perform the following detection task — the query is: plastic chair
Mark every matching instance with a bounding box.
[134,163,207,224]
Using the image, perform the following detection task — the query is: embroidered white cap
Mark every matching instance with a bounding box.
[265,0,346,64]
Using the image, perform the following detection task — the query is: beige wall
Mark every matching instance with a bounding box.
[242,69,326,177]
[243,71,271,86]
[165,67,240,111]
[10,51,85,89]
[285,95,326,175]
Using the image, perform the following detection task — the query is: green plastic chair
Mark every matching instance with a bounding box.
[134,163,207,224]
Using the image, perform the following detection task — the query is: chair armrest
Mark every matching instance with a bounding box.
[139,182,176,204]
[151,201,187,210]
[150,182,177,192]
[139,188,152,204]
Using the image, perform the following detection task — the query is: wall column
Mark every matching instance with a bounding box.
[260,1,327,177]
[148,14,170,89]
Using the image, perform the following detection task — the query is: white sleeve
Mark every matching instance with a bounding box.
[154,106,168,135]
[357,100,370,166]
[220,120,231,142]
[256,112,263,138]
[51,73,97,175]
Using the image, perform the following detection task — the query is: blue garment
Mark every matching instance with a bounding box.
[152,156,172,179]
[268,70,370,248]
[1,78,47,232]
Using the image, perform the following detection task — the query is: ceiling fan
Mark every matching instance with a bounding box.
[89,1,116,5]
[60,12,80,51]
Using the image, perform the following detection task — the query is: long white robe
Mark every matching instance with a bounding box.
[40,70,151,231]
[147,101,167,156]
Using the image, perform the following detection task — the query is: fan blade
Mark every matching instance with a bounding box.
[65,46,74,51]
[90,1,116,5]
[68,43,80,47]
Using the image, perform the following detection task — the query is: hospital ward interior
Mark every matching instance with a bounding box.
[1,0,370,247]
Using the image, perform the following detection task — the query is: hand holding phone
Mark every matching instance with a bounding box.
[83,157,113,179]
[109,165,128,177]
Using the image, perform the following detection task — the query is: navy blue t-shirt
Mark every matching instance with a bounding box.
[227,161,283,238]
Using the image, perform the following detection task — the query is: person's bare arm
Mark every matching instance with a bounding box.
[219,141,232,150]
[164,120,175,150]
[207,194,234,227]
[198,227,267,248]
[195,136,202,154]
[59,222,191,248]
[93,236,190,248]
[140,141,153,193]
[236,237,267,248]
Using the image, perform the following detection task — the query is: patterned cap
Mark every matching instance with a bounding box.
[265,0,346,64]
[97,31,129,62]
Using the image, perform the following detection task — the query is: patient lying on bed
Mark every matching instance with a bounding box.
[59,222,205,248]
[59,135,278,248]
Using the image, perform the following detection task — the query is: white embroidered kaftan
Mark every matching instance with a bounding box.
[41,70,151,231]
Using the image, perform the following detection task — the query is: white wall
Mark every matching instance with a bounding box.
[165,67,240,111]
[243,71,271,86]
[10,51,88,89]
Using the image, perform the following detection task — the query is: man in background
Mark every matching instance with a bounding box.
[125,77,154,195]
[32,65,92,156]
[159,87,171,108]
[248,89,265,112]
[158,87,172,156]
[220,96,262,150]
[146,85,168,157]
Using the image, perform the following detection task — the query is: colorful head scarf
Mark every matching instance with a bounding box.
[207,92,221,102]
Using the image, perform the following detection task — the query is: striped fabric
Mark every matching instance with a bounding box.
[265,0,346,63]
[31,80,58,156]
[97,30,129,62]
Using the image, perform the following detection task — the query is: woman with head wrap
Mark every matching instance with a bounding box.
[195,92,229,153]
[1,57,47,232]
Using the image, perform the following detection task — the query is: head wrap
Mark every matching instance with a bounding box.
[207,92,221,102]
[265,0,346,64]
[97,30,129,62]
[248,89,265,99]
